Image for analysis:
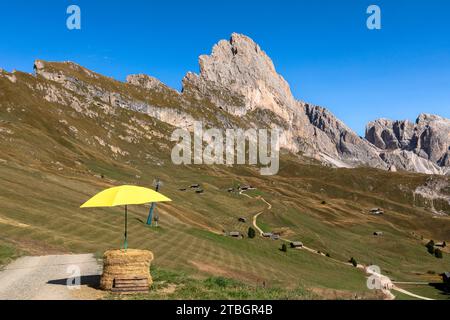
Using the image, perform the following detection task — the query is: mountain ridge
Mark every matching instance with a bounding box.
[2,33,449,175]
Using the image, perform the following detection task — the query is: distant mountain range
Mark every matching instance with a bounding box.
[2,33,449,175]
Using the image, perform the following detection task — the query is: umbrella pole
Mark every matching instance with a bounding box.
[124,205,128,251]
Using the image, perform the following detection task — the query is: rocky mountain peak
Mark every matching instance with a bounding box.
[34,59,102,81]
[416,113,446,124]
[181,34,387,169]
[183,33,296,117]
[365,118,415,150]
[198,33,278,86]
[366,114,450,173]
[34,60,46,71]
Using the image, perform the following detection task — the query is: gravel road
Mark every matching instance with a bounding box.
[0,254,102,300]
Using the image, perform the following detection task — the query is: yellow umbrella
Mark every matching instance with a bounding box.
[80,185,172,250]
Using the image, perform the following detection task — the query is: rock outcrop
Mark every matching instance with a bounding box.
[33,60,197,129]
[127,74,179,95]
[304,105,384,168]
[414,176,450,215]
[379,150,447,175]
[366,114,450,174]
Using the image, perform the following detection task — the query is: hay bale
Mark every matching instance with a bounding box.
[100,249,154,291]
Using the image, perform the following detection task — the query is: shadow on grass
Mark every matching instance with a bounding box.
[47,275,101,289]
[134,217,146,224]
[429,283,450,297]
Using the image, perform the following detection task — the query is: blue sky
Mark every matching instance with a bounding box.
[0,0,449,135]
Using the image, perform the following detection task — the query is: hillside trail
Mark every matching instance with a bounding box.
[0,254,103,300]
[391,286,433,300]
[240,190,434,301]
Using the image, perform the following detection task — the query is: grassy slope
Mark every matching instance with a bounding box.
[113,267,319,300]
[0,69,449,299]
[0,241,20,267]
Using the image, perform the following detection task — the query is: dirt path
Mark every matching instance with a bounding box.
[246,192,327,255]
[392,286,434,300]
[252,211,264,236]
[0,254,103,300]
[241,190,434,301]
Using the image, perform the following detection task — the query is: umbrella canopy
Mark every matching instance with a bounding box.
[80,185,171,208]
[80,185,172,250]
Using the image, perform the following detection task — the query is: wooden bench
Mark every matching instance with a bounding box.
[111,276,149,294]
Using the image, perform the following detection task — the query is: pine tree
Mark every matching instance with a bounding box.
[248,227,256,239]
[349,257,358,267]
[426,240,435,255]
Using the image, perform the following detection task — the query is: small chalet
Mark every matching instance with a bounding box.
[290,242,304,248]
